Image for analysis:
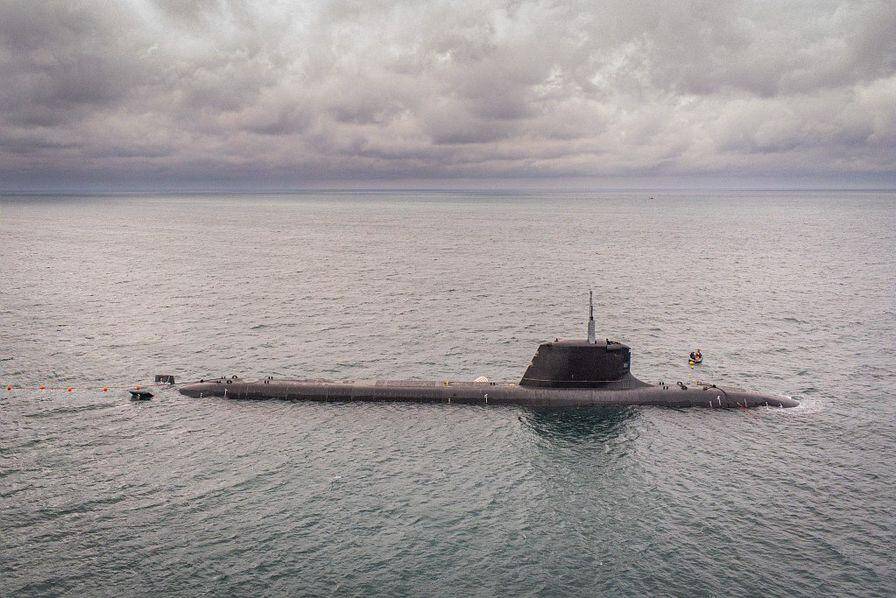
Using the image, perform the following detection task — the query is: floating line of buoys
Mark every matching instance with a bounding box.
[3,382,172,393]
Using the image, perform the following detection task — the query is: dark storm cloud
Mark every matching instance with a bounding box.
[0,0,894,187]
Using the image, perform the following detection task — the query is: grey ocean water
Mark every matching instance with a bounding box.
[1,191,894,596]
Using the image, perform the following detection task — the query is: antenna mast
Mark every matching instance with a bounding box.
[587,290,596,344]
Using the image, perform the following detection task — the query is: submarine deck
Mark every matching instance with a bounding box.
[178,375,798,408]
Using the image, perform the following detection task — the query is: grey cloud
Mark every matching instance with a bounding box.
[0,2,141,126]
[0,0,894,188]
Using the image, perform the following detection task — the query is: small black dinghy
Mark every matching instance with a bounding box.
[129,389,153,400]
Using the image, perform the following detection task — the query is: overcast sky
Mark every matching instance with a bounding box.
[1,0,894,189]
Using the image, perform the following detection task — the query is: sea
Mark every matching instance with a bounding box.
[1,190,894,596]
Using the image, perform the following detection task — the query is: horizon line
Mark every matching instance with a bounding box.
[3,186,896,196]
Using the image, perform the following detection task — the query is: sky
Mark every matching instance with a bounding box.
[0,0,894,190]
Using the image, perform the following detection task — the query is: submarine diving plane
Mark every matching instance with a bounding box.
[179,294,797,409]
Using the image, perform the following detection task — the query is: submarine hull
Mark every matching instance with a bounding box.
[178,376,798,409]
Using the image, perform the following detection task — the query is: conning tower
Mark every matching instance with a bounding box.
[519,292,632,388]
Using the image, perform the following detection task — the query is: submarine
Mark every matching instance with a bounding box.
[178,294,798,409]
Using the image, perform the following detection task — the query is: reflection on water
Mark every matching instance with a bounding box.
[519,406,637,443]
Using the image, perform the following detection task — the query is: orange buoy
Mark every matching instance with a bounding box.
[102,387,108,392]
[6,385,11,391]
[67,387,73,392]
[39,385,46,390]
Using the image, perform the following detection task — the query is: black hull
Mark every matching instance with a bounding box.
[178,375,798,409]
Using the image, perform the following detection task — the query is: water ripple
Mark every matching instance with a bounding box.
[1,191,894,596]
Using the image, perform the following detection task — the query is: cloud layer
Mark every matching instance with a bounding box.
[1,0,894,187]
